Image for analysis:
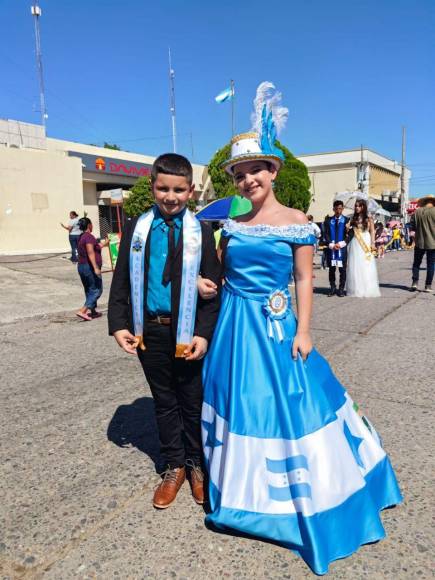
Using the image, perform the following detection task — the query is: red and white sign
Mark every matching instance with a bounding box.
[407,200,419,214]
[69,151,152,178]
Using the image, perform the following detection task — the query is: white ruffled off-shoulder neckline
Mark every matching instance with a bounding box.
[223,218,316,239]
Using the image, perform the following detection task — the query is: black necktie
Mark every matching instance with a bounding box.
[162,220,175,286]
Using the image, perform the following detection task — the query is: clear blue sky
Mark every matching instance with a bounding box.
[1,0,434,194]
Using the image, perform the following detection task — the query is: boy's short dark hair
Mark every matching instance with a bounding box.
[333,200,344,208]
[151,153,193,185]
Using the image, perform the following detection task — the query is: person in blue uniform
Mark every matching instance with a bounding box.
[197,83,402,576]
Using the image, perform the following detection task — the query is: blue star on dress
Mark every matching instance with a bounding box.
[202,418,223,449]
[343,420,364,468]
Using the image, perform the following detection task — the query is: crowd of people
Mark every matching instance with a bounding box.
[307,196,434,297]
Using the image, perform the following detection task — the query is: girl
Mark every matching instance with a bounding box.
[76,217,107,320]
[375,221,388,259]
[198,83,401,575]
[346,199,381,297]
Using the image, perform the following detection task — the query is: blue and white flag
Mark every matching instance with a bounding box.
[215,86,234,103]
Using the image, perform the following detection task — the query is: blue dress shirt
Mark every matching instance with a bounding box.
[146,206,183,316]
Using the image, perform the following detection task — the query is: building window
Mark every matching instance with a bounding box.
[98,205,125,237]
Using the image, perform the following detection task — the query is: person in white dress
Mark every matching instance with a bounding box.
[346,199,381,297]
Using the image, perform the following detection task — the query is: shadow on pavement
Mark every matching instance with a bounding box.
[107,396,162,471]
[313,286,331,295]
[379,283,414,291]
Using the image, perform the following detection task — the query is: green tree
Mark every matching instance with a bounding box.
[103,142,121,151]
[123,177,154,216]
[208,140,312,212]
[207,143,237,199]
[273,140,312,212]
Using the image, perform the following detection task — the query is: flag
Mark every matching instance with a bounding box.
[215,86,234,103]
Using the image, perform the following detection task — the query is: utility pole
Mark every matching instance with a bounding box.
[168,47,177,153]
[31,1,48,129]
[400,126,407,221]
[230,79,235,137]
[190,132,194,162]
[358,144,364,191]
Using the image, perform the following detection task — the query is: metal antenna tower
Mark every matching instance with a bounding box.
[168,47,177,153]
[400,126,407,220]
[31,1,48,129]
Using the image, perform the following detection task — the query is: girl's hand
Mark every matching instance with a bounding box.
[197,277,217,300]
[184,336,208,361]
[292,331,313,361]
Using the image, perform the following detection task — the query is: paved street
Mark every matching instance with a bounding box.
[0,250,433,579]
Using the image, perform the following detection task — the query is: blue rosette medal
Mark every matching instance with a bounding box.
[263,289,290,342]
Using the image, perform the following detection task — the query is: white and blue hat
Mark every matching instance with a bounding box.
[223,82,288,175]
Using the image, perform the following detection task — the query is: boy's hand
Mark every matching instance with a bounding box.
[197,277,217,300]
[113,329,139,355]
[292,331,313,361]
[185,336,208,361]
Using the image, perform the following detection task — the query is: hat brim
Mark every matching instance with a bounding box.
[222,153,283,175]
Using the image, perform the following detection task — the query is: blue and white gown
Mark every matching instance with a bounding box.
[202,220,402,576]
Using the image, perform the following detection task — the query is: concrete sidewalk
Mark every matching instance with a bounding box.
[0,254,113,324]
[0,250,433,579]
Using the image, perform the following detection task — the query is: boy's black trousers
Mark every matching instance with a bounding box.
[137,322,203,469]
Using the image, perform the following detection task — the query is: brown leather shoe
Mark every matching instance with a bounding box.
[186,460,205,505]
[153,466,186,509]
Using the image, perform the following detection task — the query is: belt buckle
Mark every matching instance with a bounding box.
[156,315,162,324]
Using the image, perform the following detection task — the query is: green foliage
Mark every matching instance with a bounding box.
[103,142,121,151]
[123,177,154,217]
[187,198,197,211]
[207,143,238,199]
[208,140,312,212]
[273,140,312,212]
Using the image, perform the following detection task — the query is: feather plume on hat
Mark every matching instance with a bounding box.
[250,82,288,162]
[221,82,289,174]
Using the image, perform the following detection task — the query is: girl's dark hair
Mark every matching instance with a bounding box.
[78,217,92,232]
[70,211,78,217]
[350,199,369,230]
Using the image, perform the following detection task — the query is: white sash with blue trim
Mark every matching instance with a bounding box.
[129,208,202,356]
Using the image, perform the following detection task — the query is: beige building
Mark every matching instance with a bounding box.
[0,119,213,255]
[301,148,411,221]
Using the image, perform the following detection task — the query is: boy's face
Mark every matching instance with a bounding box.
[152,173,194,218]
[333,204,343,217]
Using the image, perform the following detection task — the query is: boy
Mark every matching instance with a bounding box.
[323,200,349,297]
[108,153,221,509]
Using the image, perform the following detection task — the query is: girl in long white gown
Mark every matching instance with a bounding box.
[346,199,381,298]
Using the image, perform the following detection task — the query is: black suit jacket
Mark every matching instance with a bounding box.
[323,215,350,247]
[108,214,221,343]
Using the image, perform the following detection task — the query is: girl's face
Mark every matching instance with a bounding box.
[355,202,363,214]
[232,160,277,204]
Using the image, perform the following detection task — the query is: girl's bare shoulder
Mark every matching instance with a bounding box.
[282,208,308,225]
